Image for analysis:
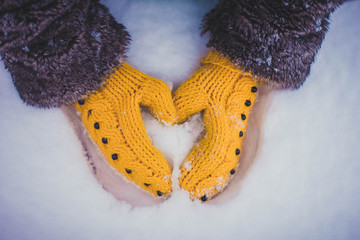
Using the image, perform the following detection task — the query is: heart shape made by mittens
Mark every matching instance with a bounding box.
[64,52,273,206]
[63,83,272,206]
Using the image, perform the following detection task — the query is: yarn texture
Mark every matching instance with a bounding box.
[174,50,258,201]
[76,63,176,198]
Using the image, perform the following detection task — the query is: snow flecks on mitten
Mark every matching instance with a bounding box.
[174,50,259,201]
[75,63,176,198]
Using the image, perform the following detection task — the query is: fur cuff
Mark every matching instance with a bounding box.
[0,0,130,108]
[202,0,345,89]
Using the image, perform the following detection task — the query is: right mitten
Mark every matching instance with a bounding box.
[174,50,259,201]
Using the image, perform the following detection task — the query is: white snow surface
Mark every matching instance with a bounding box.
[1,0,360,239]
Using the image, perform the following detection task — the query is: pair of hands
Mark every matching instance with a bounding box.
[76,50,258,201]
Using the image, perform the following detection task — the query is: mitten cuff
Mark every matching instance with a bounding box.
[202,50,240,71]
[202,50,253,77]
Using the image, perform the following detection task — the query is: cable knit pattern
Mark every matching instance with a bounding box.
[174,50,258,201]
[75,63,176,198]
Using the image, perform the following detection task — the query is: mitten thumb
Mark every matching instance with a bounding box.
[173,73,208,124]
[141,77,177,124]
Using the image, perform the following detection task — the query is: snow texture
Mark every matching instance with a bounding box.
[0,0,359,239]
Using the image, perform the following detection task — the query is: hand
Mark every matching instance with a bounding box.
[174,50,259,201]
[76,62,176,198]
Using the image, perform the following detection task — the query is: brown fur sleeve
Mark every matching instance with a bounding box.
[0,0,130,108]
[202,0,345,89]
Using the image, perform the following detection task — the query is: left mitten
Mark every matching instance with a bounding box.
[75,63,176,198]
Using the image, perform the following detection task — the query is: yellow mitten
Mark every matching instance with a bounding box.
[75,63,176,198]
[174,50,259,201]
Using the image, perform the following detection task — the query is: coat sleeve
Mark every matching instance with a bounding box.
[202,0,345,89]
[0,0,130,108]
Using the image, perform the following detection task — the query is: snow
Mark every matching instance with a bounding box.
[1,0,360,239]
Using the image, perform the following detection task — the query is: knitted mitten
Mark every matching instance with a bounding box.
[75,63,176,198]
[174,50,259,201]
